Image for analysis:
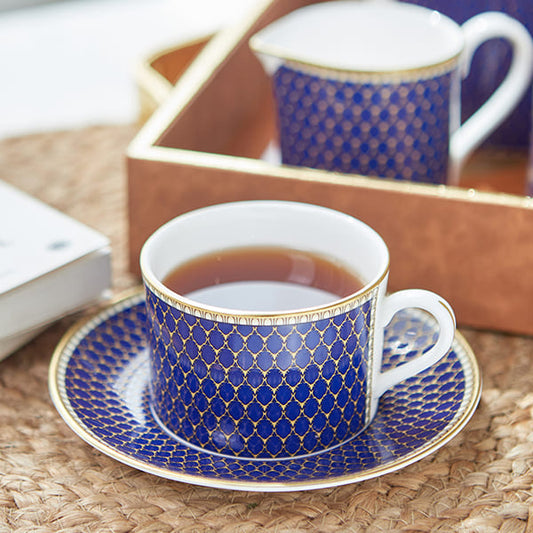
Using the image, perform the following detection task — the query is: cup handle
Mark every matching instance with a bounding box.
[448,12,533,185]
[375,289,456,397]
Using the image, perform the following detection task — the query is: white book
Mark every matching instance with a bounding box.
[0,180,112,359]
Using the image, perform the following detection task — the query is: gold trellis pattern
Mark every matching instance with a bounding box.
[273,64,454,183]
[145,287,376,459]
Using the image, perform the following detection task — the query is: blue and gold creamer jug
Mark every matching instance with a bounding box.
[250,1,533,184]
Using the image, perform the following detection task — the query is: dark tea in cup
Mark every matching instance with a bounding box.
[162,246,365,312]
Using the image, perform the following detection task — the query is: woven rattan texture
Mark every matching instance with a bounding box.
[1,126,532,532]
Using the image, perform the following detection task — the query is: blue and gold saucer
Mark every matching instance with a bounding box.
[49,289,481,492]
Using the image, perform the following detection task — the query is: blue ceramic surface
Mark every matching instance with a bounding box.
[274,65,453,183]
[146,286,374,459]
[49,290,481,492]
[401,0,533,147]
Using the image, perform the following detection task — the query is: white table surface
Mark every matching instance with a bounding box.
[0,0,254,139]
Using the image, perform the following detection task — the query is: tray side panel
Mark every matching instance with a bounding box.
[154,0,322,158]
[128,156,533,335]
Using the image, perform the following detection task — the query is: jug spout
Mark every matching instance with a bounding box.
[249,35,285,76]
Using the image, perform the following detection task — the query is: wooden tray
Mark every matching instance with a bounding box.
[127,0,533,335]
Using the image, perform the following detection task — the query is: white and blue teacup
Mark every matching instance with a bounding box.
[140,201,456,459]
[250,1,533,185]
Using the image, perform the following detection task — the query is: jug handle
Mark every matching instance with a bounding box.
[448,12,533,185]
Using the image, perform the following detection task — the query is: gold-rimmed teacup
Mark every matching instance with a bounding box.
[140,201,456,459]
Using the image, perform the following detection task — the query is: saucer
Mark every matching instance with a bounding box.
[49,288,481,492]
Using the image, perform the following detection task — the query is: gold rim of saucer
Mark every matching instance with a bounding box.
[48,288,482,492]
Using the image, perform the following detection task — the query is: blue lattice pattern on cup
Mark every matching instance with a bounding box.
[273,65,453,183]
[145,287,373,459]
[55,292,475,488]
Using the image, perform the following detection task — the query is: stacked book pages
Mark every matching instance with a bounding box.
[0,181,112,360]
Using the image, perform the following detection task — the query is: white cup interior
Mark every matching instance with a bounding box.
[141,201,389,314]
[251,1,464,72]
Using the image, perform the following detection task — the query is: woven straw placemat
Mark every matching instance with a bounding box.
[1,125,532,532]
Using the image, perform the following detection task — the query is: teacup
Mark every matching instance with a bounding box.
[140,201,456,459]
[250,1,533,184]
